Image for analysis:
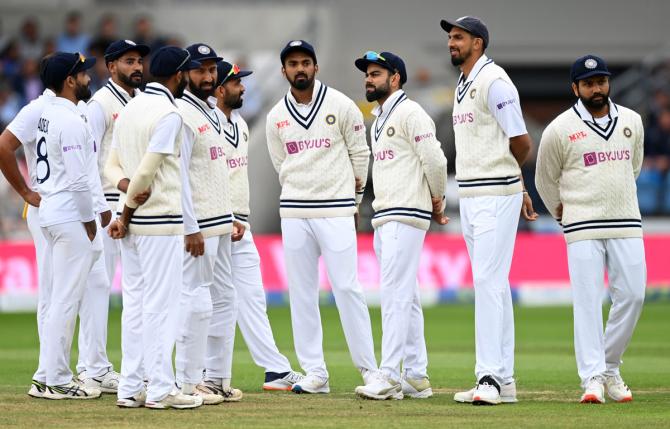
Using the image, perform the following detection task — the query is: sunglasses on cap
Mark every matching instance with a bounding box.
[364,51,387,63]
[67,52,87,76]
[227,64,241,79]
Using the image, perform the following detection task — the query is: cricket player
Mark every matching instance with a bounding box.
[441,16,537,405]
[174,43,243,404]
[35,52,104,399]
[105,46,202,410]
[353,51,448,400]
[266,40,380,394]
[536,55,646,404]
[210,60,304,391]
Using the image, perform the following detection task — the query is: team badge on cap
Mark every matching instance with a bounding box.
[289,40,303,47]
[584,58,598,69]
[125,39,136,45]
[198,45,211,55]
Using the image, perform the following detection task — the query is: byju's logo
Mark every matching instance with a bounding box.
[583,152,598,167]
[286,141,299,154]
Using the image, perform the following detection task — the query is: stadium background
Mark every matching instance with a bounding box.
[1,0,670,311]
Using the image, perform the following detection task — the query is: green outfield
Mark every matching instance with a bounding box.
[0,304,668,428]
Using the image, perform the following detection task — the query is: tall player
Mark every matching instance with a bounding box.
[36,52,103,399]
[353,51,448,400]
[212,60,304,391]
[105,46,203,410]
[266,40,380,394]
[174,43,242,405]
[441,16,537,405]
[536,55,646,404]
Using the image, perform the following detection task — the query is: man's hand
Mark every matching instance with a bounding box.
[185,232,205,257]
[431,196,449,225]
[133,188,151,205]
[117,178,130,193]
[83,220,97,242]
[100,210,112,228]
[21,190,41,208]
[354,212,360,230]
[355,177,363,192]
[521,192,538,221]
[108,219,127,239]
[556,203,563,220]
[232,221,246,242]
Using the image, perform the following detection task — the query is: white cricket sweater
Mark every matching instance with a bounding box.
[535,99,644,243]
[266,80,370,218]
[369,90,447,231]
[177,91,233,238]
[221,109,251,226]
[113,84,183,235]
[452,56,523,197]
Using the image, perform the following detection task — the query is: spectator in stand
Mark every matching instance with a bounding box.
[644,108,670,173]
[17,18,43,62]
[56,11,90,55]
[18,58,43,103]
[89,14,118,55]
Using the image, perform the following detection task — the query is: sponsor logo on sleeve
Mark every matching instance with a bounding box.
[496,99,516,110]
[414,132,434,143]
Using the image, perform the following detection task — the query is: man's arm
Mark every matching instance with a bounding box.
[632,116,645,179]
[0,129,40,207]
[535,125,564,220]
[179,126,204,257]
[265,114,286,175]
[341,100,370,204]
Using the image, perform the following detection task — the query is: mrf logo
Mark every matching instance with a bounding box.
[569,131,588,142]
[276,120,290,129]
[198,123,211,134]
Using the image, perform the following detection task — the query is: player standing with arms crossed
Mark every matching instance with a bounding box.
[441,16,537,405]
[212,60,304,391]
[105,46,203,410]
[36,52,104,399]
[353,51,448,400]
[266,40,380,394]
[536,55,646,404]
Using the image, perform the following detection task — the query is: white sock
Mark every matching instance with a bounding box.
[222,378,231,389]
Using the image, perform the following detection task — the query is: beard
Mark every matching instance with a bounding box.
[188,80,214,100]
[118,71,143,89]
[580,91,610,110]
[289,72,314,91]
[450,48,468,66]
[175,75,188,98]
[225,92,244,109]
[365,81,390,102]
[74,82,91,101]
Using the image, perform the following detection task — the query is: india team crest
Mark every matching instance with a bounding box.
[243,132,248,142]
[470,88,477,99]
[584,58,598,69]
[387,126,395,137]
[198,45,211,55]
[623,127,632,138]
[325,114,336,125]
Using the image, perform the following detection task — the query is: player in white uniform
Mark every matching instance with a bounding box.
[441,16,537,405]
[266,40,381,394]
[105,46,203,410]
[536,55,646,404]
[34,52,105,399]
[353,51,448,400]
[211,60,304,391]
[173,43,243,405]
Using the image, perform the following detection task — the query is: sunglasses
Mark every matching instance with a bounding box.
[363,51,387,63]
[227,63,241,78]
[67,52,87,76]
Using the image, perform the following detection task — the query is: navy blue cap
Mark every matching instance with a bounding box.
[571,54,611,83]
[216,61,253,87]
[355,51,407,85]
[441,16,489,49]
[186,43,223,64]
[42,52,96,88]
[149,46,201,77]
[104,39,150,62]
[280,40,317,65]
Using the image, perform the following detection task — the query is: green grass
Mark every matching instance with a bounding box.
[0,304,669,428]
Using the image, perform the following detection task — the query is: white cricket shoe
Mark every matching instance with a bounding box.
[27,380,47,398]
[83,370,120,393]
[400,373,433,399]
[43,381,101,400]
[117,390,147,408]
[263,370,305,391]
[291,374,330,394]
[355,372,402,400]
[580,376,605,404]
[185,382,223,405]
[197,380,243,402]
[454,380,517,403]
[605,374,632,403]
[471,376,502,405]
[145,390,203,409]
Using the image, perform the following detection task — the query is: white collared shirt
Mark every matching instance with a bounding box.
[574,98,619,127]
[87,78,139,145]
[286,79,323,117]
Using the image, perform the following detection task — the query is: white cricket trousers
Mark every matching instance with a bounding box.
[567,238,646,387]
[41,221,102,386]
[373,221,428,381]
[281,217,377,379]
[204,234,236,380]
[177,234,231,385]
[459,193,522,385]
[230,229,292,373]
[118,234,183,402]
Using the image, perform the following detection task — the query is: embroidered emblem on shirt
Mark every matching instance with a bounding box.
[386,126,395,137]
[470,88,477,99]
[623,127,632,138]
[325,114,336,125]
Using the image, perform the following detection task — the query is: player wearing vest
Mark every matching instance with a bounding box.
[353,51,448,401]
[442,16,538,405]
[105,46,203,410]
[34,52,104,399]
[266,40,379,394]
[535,55,646,404]
[210,60,304,392]
[173,43,244,405]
